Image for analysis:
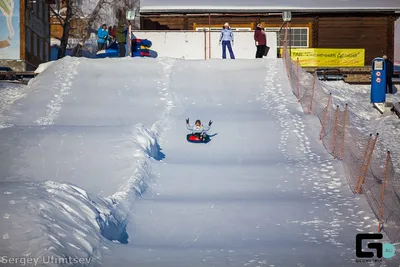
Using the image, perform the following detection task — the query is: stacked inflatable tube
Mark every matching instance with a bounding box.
[131,39,152,57]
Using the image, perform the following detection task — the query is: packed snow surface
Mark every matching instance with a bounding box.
[0,57,398,266]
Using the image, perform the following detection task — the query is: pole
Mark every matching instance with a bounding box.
[296,57,300,101]
[288,22,292,59]
[355,134,372,194]
[320,93,332,140]
[339,104,348,160]
[378,151,391,232]
[332,105,340,157]
[358,133,379,193]
[204,30,207,59]
[309,72,316,114]
[128,23,132,56]
[208,13,211,59]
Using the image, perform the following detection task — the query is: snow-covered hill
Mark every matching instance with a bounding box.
[0,57,398,266]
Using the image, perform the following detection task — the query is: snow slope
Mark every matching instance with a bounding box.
[100,59,396,266]
[0,57,398,266]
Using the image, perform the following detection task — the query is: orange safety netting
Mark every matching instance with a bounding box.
[281,23,400,242]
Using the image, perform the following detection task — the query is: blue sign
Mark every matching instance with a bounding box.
[371,57,387,103]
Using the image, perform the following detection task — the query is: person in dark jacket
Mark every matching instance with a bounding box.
[254,24,267,58]
[110,25,116,38]
[116,20,128,57]
[107,26,113,45]
[383,55,394,94]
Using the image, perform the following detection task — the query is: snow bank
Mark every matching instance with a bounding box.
[34,61,56,74]
[0,83,29,129]
[109,59,175,223]
[0,123,165,264]
[0,56,176,263]
[1,181,105,265]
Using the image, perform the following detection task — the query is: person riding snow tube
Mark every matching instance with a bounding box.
[186,118,212,142]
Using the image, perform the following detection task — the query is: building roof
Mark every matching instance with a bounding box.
[139,0,400,13]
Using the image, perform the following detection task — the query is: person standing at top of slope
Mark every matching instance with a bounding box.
[254,23,267,58]
[186,118,212,140]
[97,24,109,51]
[116,20,128,57]
[383,55,394,94]
[219,23,235,59]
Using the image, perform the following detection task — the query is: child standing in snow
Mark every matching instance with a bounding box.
[97,24,109,51]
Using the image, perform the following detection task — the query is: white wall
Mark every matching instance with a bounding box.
[131,31,277,59]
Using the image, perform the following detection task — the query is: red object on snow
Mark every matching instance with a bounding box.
[188,135,200,141]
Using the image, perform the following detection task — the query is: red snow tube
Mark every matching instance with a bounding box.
[188,134,200,141]
[140,51,150,57]
[186,134,210,143]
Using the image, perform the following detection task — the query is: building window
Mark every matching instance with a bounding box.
[38,0,42,19]
[33,33,38,57]
[37,36,40,57]
[44,42,48,61]
[26,29,31,53]
[39,39,43,61]
[195,27,252,31]
[33,0,38,16]
[266,27,309,48]
[44,4,49,24]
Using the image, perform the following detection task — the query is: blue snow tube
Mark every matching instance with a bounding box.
[132,39,152,48]
[96,41,119,58]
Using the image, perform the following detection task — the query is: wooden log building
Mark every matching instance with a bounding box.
[139,0,400,65]
[0,0,52,71]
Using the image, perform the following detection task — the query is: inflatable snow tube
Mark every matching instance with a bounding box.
[133,51,151,57]
[132,39,152,48]
[96,49,118,58]
[96,41,120,58]
[186,134,210,143]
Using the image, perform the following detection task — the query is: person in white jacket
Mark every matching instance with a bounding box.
[186,118,212,140]
[219,22,235,59]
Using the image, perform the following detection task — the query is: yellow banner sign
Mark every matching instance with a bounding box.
[283,48,365,67]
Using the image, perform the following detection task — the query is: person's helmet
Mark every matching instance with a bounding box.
[195,119,201,125]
